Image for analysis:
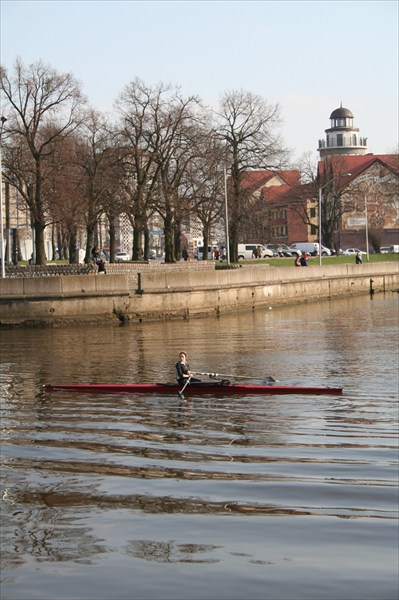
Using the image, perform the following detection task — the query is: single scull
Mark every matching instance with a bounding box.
[45,381,342,396]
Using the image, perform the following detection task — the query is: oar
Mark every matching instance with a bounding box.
[191,371,277,383]
[178,375,192,399]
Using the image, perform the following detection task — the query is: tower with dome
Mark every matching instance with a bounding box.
[318,104,368,158]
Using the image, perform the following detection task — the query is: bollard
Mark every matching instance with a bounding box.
[369,278,374,299]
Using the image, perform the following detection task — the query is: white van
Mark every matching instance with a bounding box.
[380,245,399,254]
[289,242,331,257]
[237,244,274,259]
[195,245,214,260]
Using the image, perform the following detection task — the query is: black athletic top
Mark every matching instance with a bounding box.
[176,361,190,381]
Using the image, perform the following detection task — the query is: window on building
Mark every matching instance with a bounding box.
[337,134,343,146]
[310,224,317,235]
[310,207,316,218]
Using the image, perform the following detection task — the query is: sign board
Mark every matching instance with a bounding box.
[348,218,367,226]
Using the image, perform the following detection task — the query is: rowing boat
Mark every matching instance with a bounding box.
[45,382,343,395]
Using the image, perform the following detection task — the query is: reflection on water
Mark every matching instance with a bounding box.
[1,294,398,600]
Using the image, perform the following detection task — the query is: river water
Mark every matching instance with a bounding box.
[1,293,398,600]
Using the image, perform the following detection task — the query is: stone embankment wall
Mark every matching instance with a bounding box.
[0,262,398,328]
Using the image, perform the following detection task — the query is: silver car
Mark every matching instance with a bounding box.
[115,251,130,262]
[342,248,366,256]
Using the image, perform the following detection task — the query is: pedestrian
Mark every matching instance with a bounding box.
[182,247,189,261]
[252,247,258,259]
[213,247,220,260]
[300,252,309,266]
[355,252,363,264]
[91,246,107,274]
[294,255,301,267]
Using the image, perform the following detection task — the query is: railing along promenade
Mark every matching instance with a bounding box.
[0,260,398,328]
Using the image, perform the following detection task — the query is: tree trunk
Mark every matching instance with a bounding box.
[51,224,57,260]
[34,219,47,264]
[85,227,95,263]
[143,226,150,260]
[69,230,78,263]
[132,220,143,261]
[108,216,116,262]
[33,159,47,264]
[202,228,210,261]
[164,210,175,263]
[57,228,64,260]
[174,218,182,261]
[228,170,242,263]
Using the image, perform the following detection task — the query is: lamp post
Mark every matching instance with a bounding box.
[0,116,7,278]
[364,195,369,261]
[223,165,230,264]
[318,173,351,266]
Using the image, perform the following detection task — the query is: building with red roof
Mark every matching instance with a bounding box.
[240,106,398,252]
[317,154,399,251]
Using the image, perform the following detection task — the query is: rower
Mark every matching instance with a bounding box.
[176,351,201,387]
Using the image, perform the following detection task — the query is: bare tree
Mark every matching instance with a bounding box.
[73,108,117,262]
[44,133,86,263]
[151,87,205,263]
[294,151,318,184]
[181,136,226,259]
[216,90,288,262]
[0,58,86,263]
[317,159,353,249]
[114,78,165,261]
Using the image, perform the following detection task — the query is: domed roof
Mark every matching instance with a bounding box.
[330,105,354,119]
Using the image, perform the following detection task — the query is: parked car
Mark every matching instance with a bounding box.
[115,251,130,262]
[342,248,367,256]
[289,242,331,257]
[287,245,302,258]
[237,244,274,259]
[265,243,293,257]
[380,245,399,254]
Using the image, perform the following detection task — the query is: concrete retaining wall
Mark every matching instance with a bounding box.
[0,263,398,327]
[131,263,398,320]
[0,274,130,327]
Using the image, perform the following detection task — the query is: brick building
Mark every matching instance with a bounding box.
[244,154,399,251]
[239,105,398,251]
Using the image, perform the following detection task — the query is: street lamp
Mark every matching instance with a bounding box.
[364,195,370,261]
[223,165,230,264]
[0,115,7,278]
[318,172,351,266]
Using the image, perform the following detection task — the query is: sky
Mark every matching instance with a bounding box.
[1,0,398,164]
